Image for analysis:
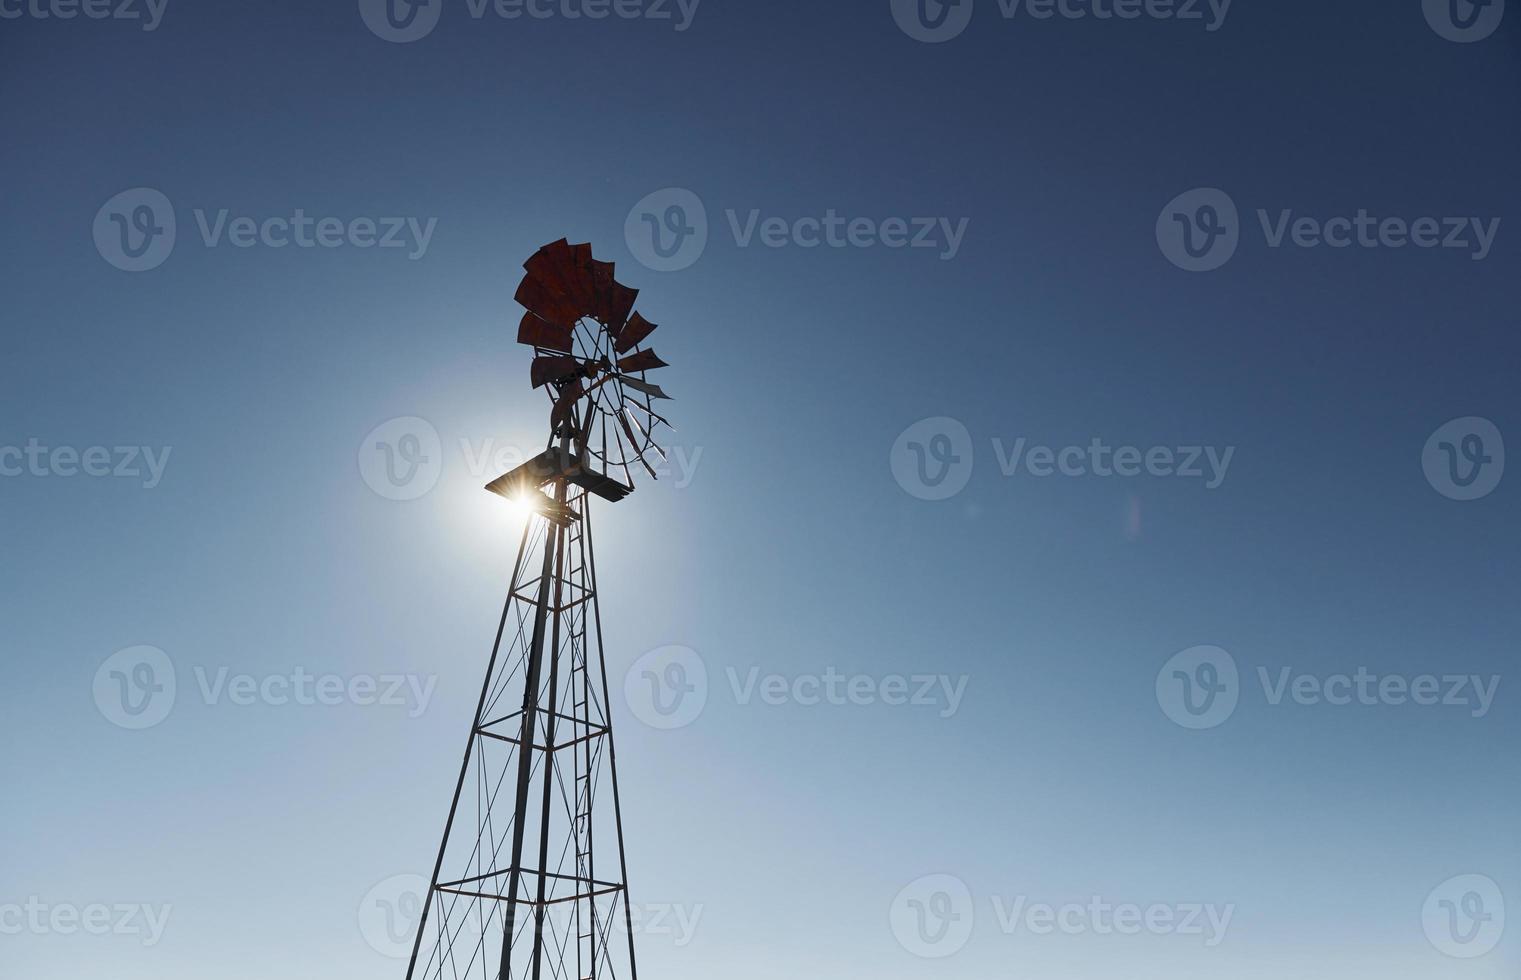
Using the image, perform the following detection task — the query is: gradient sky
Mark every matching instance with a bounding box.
[2,1,1518,978]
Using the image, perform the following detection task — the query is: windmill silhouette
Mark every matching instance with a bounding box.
[405,240,673,980]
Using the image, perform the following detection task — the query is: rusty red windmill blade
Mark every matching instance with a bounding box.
[541,239,600,311]
[517,311,574,353]
[604,280,638,335]
[586,258,618,323]
[614,312,657,354]
[514,273,579,328]
[616,349,668,374]
[530,354,584,389]
[523,238,580,297]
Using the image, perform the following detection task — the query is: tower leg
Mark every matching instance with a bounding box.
[497,477,566,980]
[406,479,640,980]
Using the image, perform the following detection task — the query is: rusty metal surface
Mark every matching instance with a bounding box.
[517,312,574,352]
[613,312,656,353]
[514,275,579,328]
[531,355,583,389]
[615,349,668,374]
[617,376,670,400]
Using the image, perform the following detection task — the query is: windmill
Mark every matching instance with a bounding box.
[404,240,673,980]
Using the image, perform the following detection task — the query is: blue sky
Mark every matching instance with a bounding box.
[1,1,1518,978]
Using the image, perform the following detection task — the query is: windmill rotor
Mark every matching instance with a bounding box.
[515,239,673,491]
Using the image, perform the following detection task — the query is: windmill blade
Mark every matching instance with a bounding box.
[587,258,616,295]
[614,312,657,354]
[525,239,596,315]
[523,239,577,298]
[622,408,667,461]
[618,375,671,400]
[605,281,638,334]
[616,349,668,374]
[627,400,675,432]
[586,258,619,324]
[517,311,574,353]
[617,410,659,480]
[515,274,579,328]
[531,355,583,389]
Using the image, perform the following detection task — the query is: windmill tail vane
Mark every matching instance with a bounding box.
[402,241,674,980]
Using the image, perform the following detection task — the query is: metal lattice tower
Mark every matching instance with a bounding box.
[405,240,674,980]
